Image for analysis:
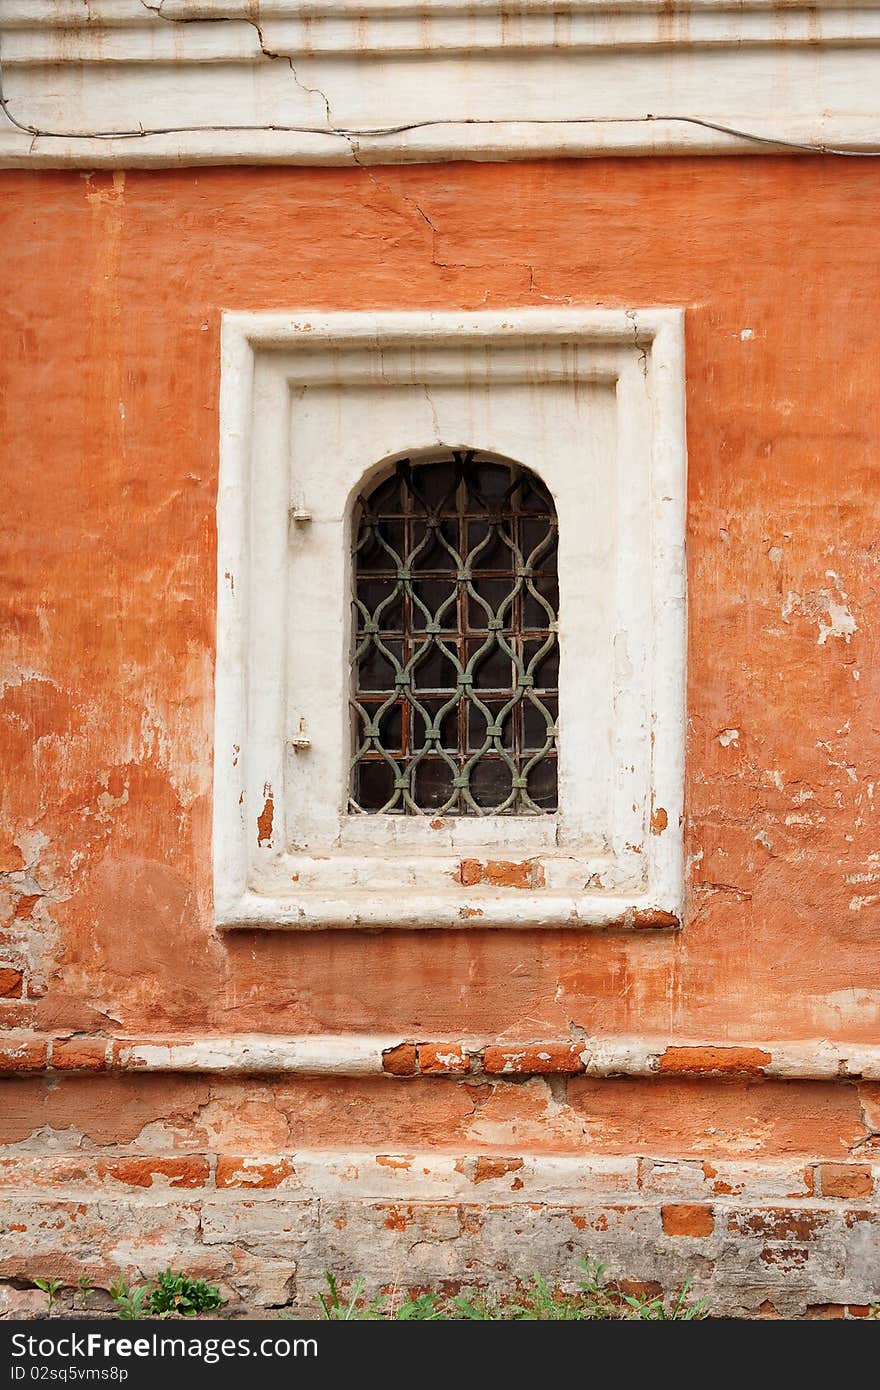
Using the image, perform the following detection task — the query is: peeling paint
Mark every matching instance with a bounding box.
[782,576,857,646]
[257,787,274,847]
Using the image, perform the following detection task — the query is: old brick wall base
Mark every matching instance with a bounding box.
[1,1064,878,1318]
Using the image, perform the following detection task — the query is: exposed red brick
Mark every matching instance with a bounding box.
[728,1208,823,1241]
[417,1043,470,1074]
[458,859,483,886]
[706,1170,736,1195]
[847,1306,871,1318]
[844,1209,875,1228]
[659,1046,771,1076]
[12,896,40,921]
[473,1156,524,1184]
[482,1042,585,1075]
[661,1204,715,1237]
[484,860,535,890]
[458,858,547,890]
[0,844,25,874]
[256,791,273,847]
[650,805,668,834]
[382,1042,418,1075]
[757,1300,783,1319]
[0,1037,46,1071]
[760,1247,808,1270]
[615,908,681,929]
[0,1157,92,1187]
[804,1304,847,1319]
[383,1205,409,1232]
[215,1157,295,1189]
[613,1279,664,1300]
[51,1038,107,1071]
[110,1039,148,1067]
[104,1156,210,1189]
[818,1164,874,1199]
[0,968,24,999]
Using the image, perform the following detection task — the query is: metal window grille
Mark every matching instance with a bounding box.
[349,449,559,815]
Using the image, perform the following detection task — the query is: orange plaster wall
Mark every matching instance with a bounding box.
[0,1073,868,1159]
[1,158,879,1045]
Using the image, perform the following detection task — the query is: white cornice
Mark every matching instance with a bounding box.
[7,0,880,54]
[2,0,880,164]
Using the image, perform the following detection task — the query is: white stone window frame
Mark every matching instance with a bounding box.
[214,308,686,932]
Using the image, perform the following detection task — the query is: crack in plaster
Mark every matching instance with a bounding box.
[135,1,545,287]
[625,308,650,378]
[4,6,877,166]
[422,384,442,443]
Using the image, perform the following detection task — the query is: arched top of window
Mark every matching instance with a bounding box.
[350,448,559,816]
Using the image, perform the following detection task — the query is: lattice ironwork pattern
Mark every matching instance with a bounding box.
[350,450,559,815]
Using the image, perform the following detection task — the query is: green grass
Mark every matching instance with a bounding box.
[316,1259,710,1320]
[31,1262,880,1319]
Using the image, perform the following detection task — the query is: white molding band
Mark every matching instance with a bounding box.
[2,1151,878,1209]
[3,0,880,165]
[112,1035,880,1080]
[6,1031,880,1080]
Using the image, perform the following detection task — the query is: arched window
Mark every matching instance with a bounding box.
[350,448,559,815]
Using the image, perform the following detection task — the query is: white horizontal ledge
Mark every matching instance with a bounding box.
[231,305,677,347]
[118,1034,393,1077]
[8,10,880,60]
[216,891,681,931]
[6,1030,880,1081]
[7,0,880,54]
[118,1034,880,1079]
[8,0,880,23]
[2,119,879,169]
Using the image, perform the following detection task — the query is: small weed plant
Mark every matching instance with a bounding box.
[317,1258,709,1321]
[33,1279,62,1316]
[107,1271,225,1320]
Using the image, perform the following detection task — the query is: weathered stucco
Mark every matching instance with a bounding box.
[5,0,880,164]
[2,159,879,1315]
